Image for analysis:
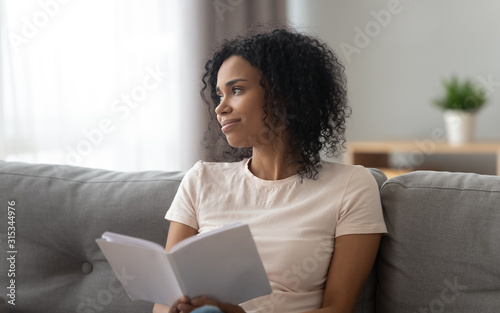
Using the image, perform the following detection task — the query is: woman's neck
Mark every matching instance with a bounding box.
[249,145,300,181]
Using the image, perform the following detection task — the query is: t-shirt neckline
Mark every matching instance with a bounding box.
[242,158,300,188]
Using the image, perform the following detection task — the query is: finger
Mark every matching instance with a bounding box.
[169,302,181,313]
[179,295,190,302]
[169,300,180,313]
[168,302,179,313]
[169,296,191,313]
[177,302,198,313]
[190,295,216,307]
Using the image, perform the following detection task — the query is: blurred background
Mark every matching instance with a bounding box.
[1,0,499,174]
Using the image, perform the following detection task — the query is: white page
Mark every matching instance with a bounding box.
[169,223,272,304]
[96,239,183,306]
[170,222,245,253]
[101,231,165,252]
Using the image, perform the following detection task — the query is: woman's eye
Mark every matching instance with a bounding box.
[216,88,241,102]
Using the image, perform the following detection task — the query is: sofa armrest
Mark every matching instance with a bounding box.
[377,171,500,312]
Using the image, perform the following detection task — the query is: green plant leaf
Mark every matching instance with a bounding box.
[433,75,487,111]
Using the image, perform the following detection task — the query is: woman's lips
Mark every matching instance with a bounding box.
[221,119,241,133]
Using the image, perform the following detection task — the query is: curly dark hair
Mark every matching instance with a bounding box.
[201,27,350,180]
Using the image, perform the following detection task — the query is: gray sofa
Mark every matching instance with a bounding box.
[0,161,499,313]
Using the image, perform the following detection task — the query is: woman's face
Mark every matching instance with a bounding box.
[215,55,270,148]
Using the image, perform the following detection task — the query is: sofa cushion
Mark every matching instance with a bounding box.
[377,171,500,313]
[0,161,184,313]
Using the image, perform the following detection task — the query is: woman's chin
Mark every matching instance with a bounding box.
[226,137,251,149]
[227,142,249,149]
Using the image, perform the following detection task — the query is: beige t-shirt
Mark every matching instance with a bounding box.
[165,158,387,313]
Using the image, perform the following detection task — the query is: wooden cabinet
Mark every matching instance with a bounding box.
[345,141,500,176]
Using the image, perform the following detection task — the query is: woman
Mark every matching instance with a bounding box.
[153,28,387,313]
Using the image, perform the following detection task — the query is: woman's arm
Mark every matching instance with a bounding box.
[164,221,198,252]
[153,221,198,313]
[303,233,382,313]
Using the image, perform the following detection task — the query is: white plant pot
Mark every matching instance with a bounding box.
[443,110,476,146]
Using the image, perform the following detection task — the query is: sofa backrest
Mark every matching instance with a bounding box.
[9,162,497,313]
[0,161,387,313]
[0,161,183,313]
[377,171,500,312]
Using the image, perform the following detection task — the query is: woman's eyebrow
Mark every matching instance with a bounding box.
[216,78,248,92]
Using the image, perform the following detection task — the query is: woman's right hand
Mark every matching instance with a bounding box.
[168,295,192,313]
[152,295,191,313]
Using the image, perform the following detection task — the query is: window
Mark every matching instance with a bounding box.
[1,0,184,171]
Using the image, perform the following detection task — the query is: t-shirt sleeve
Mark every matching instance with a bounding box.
[164,161,201,230]
[335,166,387,237]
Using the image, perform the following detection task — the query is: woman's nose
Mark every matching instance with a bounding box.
[215,98,230,116]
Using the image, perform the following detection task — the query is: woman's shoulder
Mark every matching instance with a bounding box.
[319,160,364,175]
[318,161,378,184]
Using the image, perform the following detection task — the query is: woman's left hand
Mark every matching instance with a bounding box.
[182,296,245,313]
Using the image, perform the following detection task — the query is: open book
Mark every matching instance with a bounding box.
[96,223,272,306]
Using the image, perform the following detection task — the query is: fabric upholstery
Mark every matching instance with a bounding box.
[377,171,500,313]
[0,161,183,313]
[4,161,498,313]
[0,162,385,313]
[0,297,7,313]
[353,168,387,313]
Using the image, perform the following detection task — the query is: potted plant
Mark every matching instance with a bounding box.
[433,76,488,145]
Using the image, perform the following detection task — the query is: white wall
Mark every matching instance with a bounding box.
[288,0,500,174]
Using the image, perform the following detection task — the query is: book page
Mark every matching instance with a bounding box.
[170,222,245,253]
[96,239,183,306]
[101,231,165,252]
[169,223,272,304]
